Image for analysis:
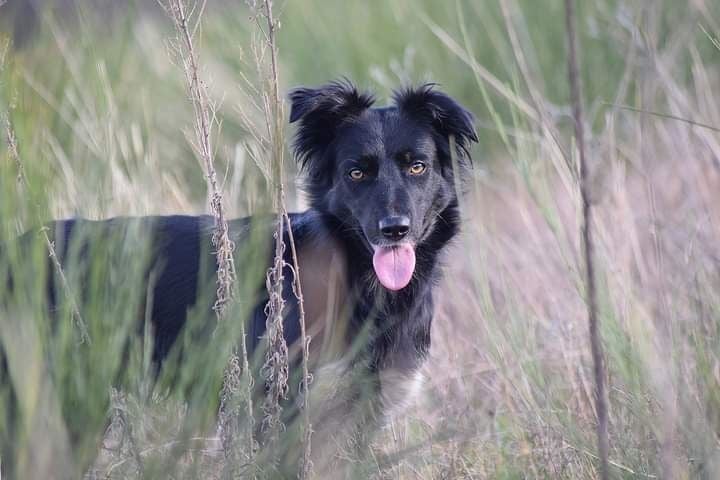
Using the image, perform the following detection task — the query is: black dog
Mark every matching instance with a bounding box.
[2,80,477,473]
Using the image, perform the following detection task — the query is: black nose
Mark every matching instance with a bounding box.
[379,215,410,240]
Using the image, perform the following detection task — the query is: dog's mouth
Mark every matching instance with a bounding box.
[371,243,416,291]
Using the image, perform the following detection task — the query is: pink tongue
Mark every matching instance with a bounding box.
[372,244,416,291]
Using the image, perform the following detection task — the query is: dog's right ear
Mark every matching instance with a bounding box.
[289,80,375,173]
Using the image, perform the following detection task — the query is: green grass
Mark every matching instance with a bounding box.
[2,0,720,478]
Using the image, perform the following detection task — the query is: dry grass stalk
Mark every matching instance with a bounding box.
[284,213,313,478]
[563,1,610,479]
[165,0,235,318]
[3,114,90,345]
[108,388,144,476]
[260,223,289,446]
[256,0,290,446]
[248,0,313,473]
[4,34,87,344]
[161,0,256,465]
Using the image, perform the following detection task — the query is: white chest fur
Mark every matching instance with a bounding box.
[378,367,425,420]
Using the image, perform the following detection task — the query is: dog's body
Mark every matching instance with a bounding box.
[1,81,477,475]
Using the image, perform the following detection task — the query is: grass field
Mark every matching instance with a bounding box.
[2,0,720,478]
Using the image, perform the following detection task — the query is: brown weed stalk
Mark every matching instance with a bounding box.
[108,388,144,476]
[3,33,86,343]
[247,0,313,474]
[4,114,90,345]
[255,0,289,443]
[563,1,610,479]
[161,0,256,465]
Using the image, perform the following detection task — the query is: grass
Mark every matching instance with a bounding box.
[2,0,720,478]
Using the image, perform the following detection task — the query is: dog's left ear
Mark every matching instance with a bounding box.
[393,84,478,165]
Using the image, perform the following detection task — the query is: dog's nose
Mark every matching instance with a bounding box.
[379,216,410,240]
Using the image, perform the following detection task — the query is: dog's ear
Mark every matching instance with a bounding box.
[393,84,478,165]
[289,80,375,172]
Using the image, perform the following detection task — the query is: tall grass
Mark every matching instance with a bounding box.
[1,0,720,478]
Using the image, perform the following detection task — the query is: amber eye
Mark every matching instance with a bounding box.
[348,168,365,181]
[408,162,427,175]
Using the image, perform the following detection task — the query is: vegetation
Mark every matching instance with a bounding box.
[2,0,720,477]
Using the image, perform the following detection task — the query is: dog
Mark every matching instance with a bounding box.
[0,80,477,476]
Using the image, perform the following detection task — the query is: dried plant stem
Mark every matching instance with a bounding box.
[255,0,313,474]
[110,388,144,476]
[163,0,255,462]
[167,0,235,318]
[563,1,609,479]
[259,0,290,443]
[4,115,90,345]
[285,212,313,478]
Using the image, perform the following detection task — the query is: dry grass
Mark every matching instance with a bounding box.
[162,0,313,476]
[2,1,720,478]
[4,106,89,345]
[161,0,252,469]
[403,31,720,480]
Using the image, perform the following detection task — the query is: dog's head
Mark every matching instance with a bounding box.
[289,80,477,291]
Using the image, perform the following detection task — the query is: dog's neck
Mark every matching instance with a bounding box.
[313,200,461,372]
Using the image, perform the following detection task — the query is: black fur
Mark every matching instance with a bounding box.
[286,80,476,371]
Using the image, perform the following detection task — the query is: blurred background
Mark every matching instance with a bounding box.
[2,0,720,478]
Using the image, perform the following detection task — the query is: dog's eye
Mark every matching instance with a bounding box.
[408,162,427,175]
[348,168,365,181]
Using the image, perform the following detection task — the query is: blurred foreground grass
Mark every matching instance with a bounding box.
[2,0,720,478]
